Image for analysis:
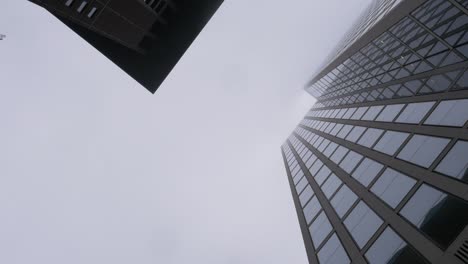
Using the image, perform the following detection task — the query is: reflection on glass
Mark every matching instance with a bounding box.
[318,234,350,264]
[365,227,427,264]
[400,184,468,249]
[435,140,468,183]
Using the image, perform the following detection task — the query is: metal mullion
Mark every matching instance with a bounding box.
[314,71,468,110]
[449,0,468,16]
[312,88,468,113]
[292,132,445,263]
[298,125,468,201]
[303,116,468,141]
[281,149,319,264]
[313,64,468,110]
[409,14,466,59]
[319,56,366,99]
[287,140,367,264]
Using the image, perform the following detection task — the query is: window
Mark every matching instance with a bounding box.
[305,155,317,169]
[330,124,344,136]
[331,185,358,218]
[315,166,332,186]
[375,104,405,122]
[357,128,384,148]
[318,139,331,152]
[424,99,468,127]
[350,107,369,120]
[337,125,353,139]
[318,234,350,264]
[65,0,74,6]
[336,108,348,119]
[435,140,468,182]
[351,158,384,187]
[309,211,333,248]
[295,176,309,195]
[397,135,450,168]
[362,105,384,121]
[330,146,349,164]
[345,126,367,143]
[87,7,97,18]
[324,123,336,134]
[299,185,314,207]
[77,1,87,13]
[365,227,427,264]
[425,74,451,92]
[400,184,468,249]
[293,171,304,185]
[396,101,435,124]
[323,142,338,158]
[342,108,357,119]
[344,201,383,248]
[310,160,324,176]
[339,151,363,174]
[321,174,342,199]
[303,196,321,224]
[373,131,410,156]
[371,168,416,208]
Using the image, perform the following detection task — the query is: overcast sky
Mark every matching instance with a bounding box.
[0,0,369,263]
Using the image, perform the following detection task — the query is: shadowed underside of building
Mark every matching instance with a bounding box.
[29,0,224,93]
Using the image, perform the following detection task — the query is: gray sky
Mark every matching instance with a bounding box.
[0,0,369,263]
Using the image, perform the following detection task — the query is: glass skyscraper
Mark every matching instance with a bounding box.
[282,0,468,263]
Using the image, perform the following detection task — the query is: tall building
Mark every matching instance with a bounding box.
[28,0,224,93]
[282,0,468,263]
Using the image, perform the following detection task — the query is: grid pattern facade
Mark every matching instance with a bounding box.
[306,0,468,100]
[317,0,401,77]
[283,0,468,263]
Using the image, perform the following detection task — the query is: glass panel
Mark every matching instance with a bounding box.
[299,185,314,207]
[362,105,384,121]
[400,184,468,249]
[396,101,435,124]
[339,151,364,174]
[309,211,333,248]
[357,128,384,148]
[435,140,468,182]
[330,124,344,136]
[397,135,450,168]
[345,126,367,143]
[321,174,342,199]
[371,168,416,208]
[342,108,357,119]
[365,227,427,264]
[351,107,369,120]
[315,165,332,186]
[304,196,321,224]
[331,146,349,164]
[352,158,384,187]
[344,201,383,248]
[305,155,317,169]
[296,176,309,194]
[318,234,350,264]
[337,125,354,139]
[373,131,410,156]
[424,99,468,127]
[323,142,339,158]
[375,104,405,122]
[331,185,358,218]
[310,160,324,176]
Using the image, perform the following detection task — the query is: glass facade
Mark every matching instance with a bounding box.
[282,0,468,263]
